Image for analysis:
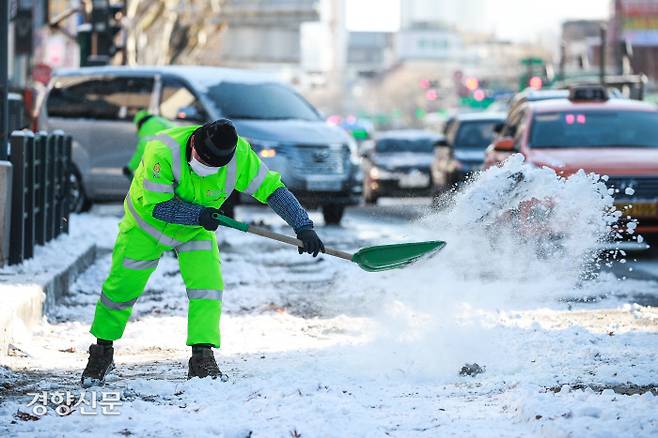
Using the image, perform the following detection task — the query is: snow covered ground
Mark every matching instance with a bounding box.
[2,157,658,437]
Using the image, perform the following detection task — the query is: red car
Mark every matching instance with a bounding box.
[483,85,658,235]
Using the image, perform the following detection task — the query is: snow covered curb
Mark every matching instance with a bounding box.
[0,244,97,358]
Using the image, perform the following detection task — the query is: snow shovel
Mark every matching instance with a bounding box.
[212,213,446,272]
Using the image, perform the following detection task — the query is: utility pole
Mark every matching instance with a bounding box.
[0,0,8,161]
[558,41,566,81]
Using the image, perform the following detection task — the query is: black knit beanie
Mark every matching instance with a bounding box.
[193,118,238,167]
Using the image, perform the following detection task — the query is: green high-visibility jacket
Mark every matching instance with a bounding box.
[127,115,176,172]
[122,125,285,245]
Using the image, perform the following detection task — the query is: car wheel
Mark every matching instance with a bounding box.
[69,166,92,213]
[322,204,345,225]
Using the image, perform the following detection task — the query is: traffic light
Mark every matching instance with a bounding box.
[81,1,125,66]
[529,76,543,90]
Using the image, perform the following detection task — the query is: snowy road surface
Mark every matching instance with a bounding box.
[2,158,658,437]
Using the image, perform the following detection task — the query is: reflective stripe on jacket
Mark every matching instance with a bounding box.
[121,125,285,244]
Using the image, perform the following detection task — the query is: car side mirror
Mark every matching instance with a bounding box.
[493,137,516,152]
[176,106,204,122]
[493,122,504,134]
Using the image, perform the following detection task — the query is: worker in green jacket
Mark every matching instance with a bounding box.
[82,119,325,386]
[123,110,175,179]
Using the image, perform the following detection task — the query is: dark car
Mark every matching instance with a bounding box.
[431,112,505,194]
[361,130,442,204]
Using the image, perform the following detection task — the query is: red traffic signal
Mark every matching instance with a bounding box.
[529,76,543,90]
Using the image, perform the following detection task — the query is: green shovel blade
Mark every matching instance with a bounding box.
[351,240,446,272]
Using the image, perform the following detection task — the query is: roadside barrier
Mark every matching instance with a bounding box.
[8,130,72,265]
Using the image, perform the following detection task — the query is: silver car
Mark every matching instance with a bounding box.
[38,66,361,224]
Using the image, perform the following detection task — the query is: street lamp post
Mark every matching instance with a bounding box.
[0,0,8,161]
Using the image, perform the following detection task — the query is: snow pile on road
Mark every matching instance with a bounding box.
[333,154,633,381]
[509,385,658,435]
[429,153,620,289]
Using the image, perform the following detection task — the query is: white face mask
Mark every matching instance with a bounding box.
[189,157,220,177]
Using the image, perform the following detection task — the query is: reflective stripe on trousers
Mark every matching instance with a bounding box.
[187,289,223,300]
[176,240,214,252]
[100,292,138,310]
[123,258,159,270]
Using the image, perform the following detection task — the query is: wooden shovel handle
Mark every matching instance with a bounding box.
[248,225,353,261]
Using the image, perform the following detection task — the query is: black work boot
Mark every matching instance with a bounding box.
[188,348,228,381]
[81,344,115,388]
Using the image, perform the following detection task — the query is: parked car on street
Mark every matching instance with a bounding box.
[38,66,361,224]
[431,112,505,194]
[361,130,442,204]
[483,85,658,235]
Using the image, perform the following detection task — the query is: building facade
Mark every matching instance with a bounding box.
[611,0,658,79]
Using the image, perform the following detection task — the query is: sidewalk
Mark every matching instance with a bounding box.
[0,214,119,359]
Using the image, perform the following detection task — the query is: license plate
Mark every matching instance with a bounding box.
[620,202,657,218]
[306,178,342,191]
[399,172,429,188]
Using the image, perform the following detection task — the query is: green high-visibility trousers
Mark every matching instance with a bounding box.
[90,225,224,347]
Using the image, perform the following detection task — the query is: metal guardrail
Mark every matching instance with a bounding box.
[8,130,72,265]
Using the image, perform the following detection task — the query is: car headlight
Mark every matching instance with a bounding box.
[260,148,276,158]
[370,166,395,179]
[246,138,281,158]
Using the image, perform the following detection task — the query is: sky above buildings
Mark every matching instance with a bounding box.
[346,0,610,41]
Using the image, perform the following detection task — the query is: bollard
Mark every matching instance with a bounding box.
[0,161,11,266]
[62,135,72,234]
[34,133,47,245]
[45,133,56,242]
[8,131,33,264]
[23,132,36,259]
[53,132,65,237]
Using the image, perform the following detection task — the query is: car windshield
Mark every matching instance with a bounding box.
[454,121,499,148]
[530,110,658,148]
[375,138,435,153]
[205,82,320,121]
